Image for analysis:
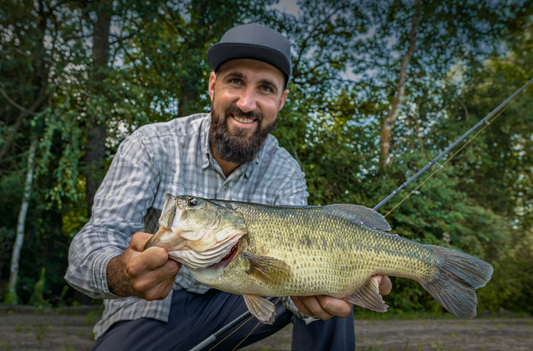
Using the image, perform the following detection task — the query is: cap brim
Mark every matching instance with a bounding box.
[208,43,291,82]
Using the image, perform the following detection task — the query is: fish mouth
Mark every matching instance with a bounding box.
[220,242,239,262]
[205,240,241,270]
[166,233,243,269]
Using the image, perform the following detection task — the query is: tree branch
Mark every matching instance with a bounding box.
[293,4,349,79]
[109,32,136,45]
[379,0,421,166]
[0,85,51,163]
[0,86,39,116]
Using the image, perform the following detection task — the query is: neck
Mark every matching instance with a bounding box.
[210,143,240,177]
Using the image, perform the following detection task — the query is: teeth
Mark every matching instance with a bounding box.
[233,115,255,124]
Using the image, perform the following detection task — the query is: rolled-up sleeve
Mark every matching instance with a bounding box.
[65,131,159,299]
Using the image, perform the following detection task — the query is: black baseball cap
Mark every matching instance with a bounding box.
[207,23,292,88]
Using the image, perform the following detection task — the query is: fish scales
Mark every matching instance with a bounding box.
[146,195,494,323]
[215,202,438,298]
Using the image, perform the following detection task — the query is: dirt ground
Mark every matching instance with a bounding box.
[0,309,531,351]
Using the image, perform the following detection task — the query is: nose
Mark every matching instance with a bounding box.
[236,86,257,113]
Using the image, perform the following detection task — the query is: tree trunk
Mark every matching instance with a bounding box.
[86,6,111,217]
[6,139,37,305]
[379,0,421,166]
[177,1,208,117]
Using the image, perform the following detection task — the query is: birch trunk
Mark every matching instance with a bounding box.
[7,139,37,305]
[379,0,421,166]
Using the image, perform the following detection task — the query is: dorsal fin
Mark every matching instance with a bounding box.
[327,204,391,231]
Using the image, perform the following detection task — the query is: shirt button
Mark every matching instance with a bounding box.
[223,184,229,189]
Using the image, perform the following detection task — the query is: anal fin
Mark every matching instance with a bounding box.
[242,294,276,324]
[344,277,388,313]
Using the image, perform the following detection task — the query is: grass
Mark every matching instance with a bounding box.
[84,309,102,325]
[354,310,463,321]
[35,322,51,341]
[353,309,532,321]
[14,324,31,332]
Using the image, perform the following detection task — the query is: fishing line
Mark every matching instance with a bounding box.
[383,89,524,218]
[207,316,254,351]
[231,298,282,351]
[206,297,281,351]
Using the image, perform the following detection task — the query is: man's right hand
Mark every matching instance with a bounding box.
[107,232,181,300]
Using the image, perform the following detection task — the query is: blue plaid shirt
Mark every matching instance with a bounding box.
[65,113,309,338]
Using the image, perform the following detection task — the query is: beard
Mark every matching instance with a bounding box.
[209,102,278,164]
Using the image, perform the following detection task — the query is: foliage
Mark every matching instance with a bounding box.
[0,0,532,317]
[28,268,51,307]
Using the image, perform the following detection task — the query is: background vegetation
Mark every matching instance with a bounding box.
[1,0,532,316]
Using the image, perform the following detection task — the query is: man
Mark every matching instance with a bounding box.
[66,23,391,350]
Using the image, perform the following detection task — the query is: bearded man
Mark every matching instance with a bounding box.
[66,23,391,351]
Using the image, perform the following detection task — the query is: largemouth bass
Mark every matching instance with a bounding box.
[145,194,493,324]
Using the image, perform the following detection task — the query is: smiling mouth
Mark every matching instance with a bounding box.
[232,115,257,124]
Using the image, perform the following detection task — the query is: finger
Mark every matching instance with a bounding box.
[156,258,181,278]
[129,232,154,252]
[142,258,181,288]
[130,261,178,297]
[372,275,382,284]
[127,247,169,276]
[297,296,335,320]
[143,280,176,301]
[290,296,314,317]
[316,296,352,318]
[378,276,392,295]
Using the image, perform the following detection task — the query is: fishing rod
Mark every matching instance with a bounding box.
[189,77,533,351]
[373,76,533,211]
[189,297,278,351]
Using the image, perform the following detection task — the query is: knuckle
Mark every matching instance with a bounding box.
[125,263,139,278]
[132,280,149,293]
[340,309,351,318]
[144,291,158,301]
[321,298,333,311]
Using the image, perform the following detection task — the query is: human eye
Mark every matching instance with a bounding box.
[229,78,242,85]
[260,85,272,93]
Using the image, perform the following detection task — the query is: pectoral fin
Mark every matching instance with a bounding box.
[241,253,291,285]
[242,294,276,324]
[344,277,389,313]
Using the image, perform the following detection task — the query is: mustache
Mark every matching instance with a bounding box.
[225,104,262,122]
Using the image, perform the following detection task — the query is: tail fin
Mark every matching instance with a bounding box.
[421,245,494,319]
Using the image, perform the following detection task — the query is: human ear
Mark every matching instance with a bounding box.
[208,72,217,101]
[278,89,289,111]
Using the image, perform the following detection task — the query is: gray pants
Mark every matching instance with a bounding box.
[92,289,355,351]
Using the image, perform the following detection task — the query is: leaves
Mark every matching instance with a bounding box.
[0,0,532,312]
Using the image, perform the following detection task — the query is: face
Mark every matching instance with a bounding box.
[209,59,289,164]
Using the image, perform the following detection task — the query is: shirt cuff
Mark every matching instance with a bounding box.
[92,250,123,300]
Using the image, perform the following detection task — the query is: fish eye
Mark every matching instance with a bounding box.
[188,198,199,207]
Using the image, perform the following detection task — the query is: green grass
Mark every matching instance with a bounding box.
[353,309,532,321]
[35,322,51,341]
[84,309,102,325]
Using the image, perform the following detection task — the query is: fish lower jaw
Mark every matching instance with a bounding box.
[168,235,243,269]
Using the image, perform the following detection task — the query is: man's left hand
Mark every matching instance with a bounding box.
[290,275,392,320]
